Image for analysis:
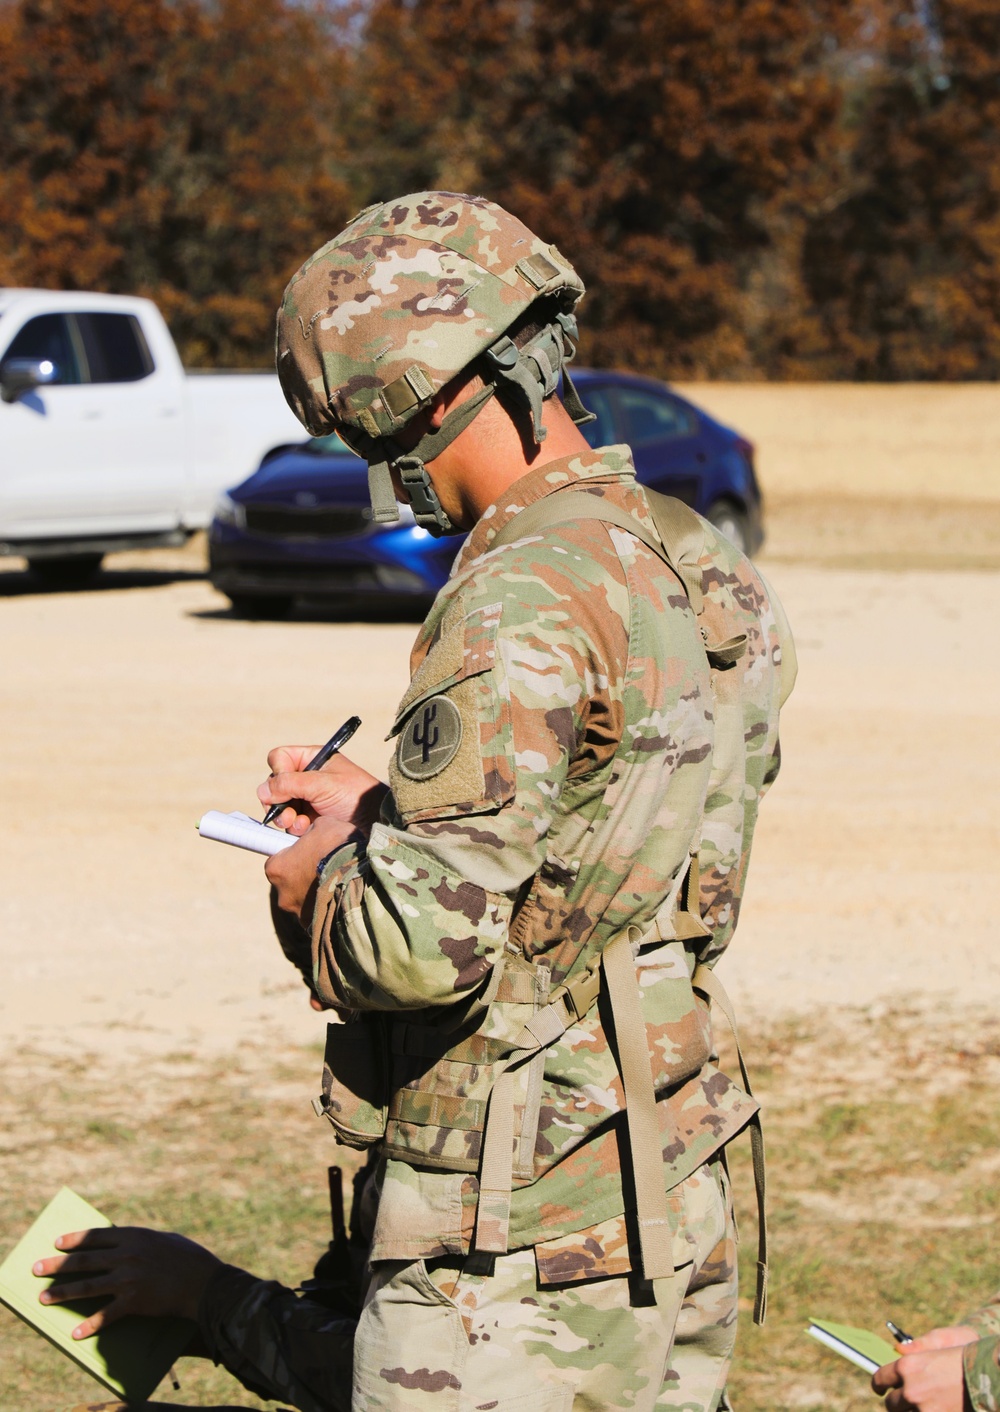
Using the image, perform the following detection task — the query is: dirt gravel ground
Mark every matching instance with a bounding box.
[2,380,999,1063]
[1,387,999,1409]
[1,536,996,1061]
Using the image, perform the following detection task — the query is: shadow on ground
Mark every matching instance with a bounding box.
[0,567,206,597]
[188,597,429,625]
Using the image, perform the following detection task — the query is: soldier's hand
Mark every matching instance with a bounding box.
[903,1328,979,1353]
[259,748,387,835]
[33,1226,222,1336]
[872,1344,972,1411]
[265,813,359,920]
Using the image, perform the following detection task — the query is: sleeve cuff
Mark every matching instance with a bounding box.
[964,1335,1000,1412]
[967,1307,1000,1340]
[317,837,365,888]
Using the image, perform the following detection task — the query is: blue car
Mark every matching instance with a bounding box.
[208,370,762,617]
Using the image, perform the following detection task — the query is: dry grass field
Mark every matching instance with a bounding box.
[2,1017,998,1412]
[1,383,998,1410]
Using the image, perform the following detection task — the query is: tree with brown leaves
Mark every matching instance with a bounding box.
[800,0,1000,379]
[0,0,354,365]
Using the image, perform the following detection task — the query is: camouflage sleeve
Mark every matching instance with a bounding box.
[309,554,627,1011]
[967,1294,1000,1339]
[197,1263,353,1412]
[964,1335,1000,1412]
[270,885,318,997]
[756,568,795,798]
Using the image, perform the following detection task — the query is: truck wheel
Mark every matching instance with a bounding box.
[27,553,104,586]
[705,500,751,555]
[227,593,294,620]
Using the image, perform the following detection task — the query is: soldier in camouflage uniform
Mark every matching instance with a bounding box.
[256,190,795,1412]
[36,191,794,1412]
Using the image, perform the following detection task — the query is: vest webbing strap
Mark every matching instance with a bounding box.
[602,928,675,1281]
[692,963,768,1325]
[473,931,679,1292]
[475,1063,520,1253]
[474,1008,563,1253]
[488,486,705,612]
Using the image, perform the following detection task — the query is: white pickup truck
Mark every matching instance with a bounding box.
[0,288,305,581]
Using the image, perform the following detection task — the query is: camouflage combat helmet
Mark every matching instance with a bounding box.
[275,191,594,535]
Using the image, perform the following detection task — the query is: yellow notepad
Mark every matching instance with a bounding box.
[807,1317,899,1374]
[0,1186,196,1401]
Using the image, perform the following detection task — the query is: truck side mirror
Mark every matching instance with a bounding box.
[0,357,59,403]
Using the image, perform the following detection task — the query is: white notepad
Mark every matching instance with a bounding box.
[197,809,298,855]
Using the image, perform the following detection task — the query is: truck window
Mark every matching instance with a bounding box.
[3,313,82,384]
[75,312,154,383]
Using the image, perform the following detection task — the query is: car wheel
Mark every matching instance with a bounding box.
[705,500,751,555]
[226,593,294,620]
[27,552,104,586]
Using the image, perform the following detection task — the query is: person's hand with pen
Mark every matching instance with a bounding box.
[872,1322,978,1411]
[257,717,389,925]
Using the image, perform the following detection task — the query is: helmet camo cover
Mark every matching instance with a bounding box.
[275,192,590,534]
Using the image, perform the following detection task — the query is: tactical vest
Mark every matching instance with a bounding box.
[314,488,795,1323]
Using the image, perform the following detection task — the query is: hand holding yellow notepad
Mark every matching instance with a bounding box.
[806,1316,899,1374]
[0,1186,196,1402]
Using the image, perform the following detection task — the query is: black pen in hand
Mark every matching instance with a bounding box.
[262,716,362,827]
[886,1320,914,1346]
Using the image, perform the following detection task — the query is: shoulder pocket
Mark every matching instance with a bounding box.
[387,602,514,823]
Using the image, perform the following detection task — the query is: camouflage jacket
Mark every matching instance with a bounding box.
[309,444,792,1281]
[966,1295,1000,1411]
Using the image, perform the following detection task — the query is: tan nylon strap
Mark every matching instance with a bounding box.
[473,1000,573,1254]
[489,486,708,616]
[652,1273,686,1354]
[474,1064,519,1253]
[472,947,621,1254]
[643,490,706,614]
[692,963,768,1324]
[490,490,671,563]
[602,928,675,1282]
[548,953,603,1024]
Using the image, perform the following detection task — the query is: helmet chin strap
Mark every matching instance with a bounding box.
[367,382,497,536]
[365,315,595,538]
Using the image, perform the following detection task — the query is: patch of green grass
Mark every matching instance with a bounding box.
[816,1102,869,1142]
[83,1118,135,1145]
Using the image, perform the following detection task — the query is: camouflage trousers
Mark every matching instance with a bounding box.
[353,1161,737,1412]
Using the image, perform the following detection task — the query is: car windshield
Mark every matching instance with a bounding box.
[307,432,351,455]
[579,385,616,449]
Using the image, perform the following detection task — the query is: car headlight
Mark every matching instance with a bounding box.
[212,492,247,529]
[393,503,430,537]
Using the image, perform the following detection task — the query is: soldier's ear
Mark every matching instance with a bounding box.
[427,394,448,430]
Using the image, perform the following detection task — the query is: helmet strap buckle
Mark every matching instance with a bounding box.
[396,455,456,537]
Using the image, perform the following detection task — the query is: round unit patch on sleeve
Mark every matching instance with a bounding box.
[397,694,464,780]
